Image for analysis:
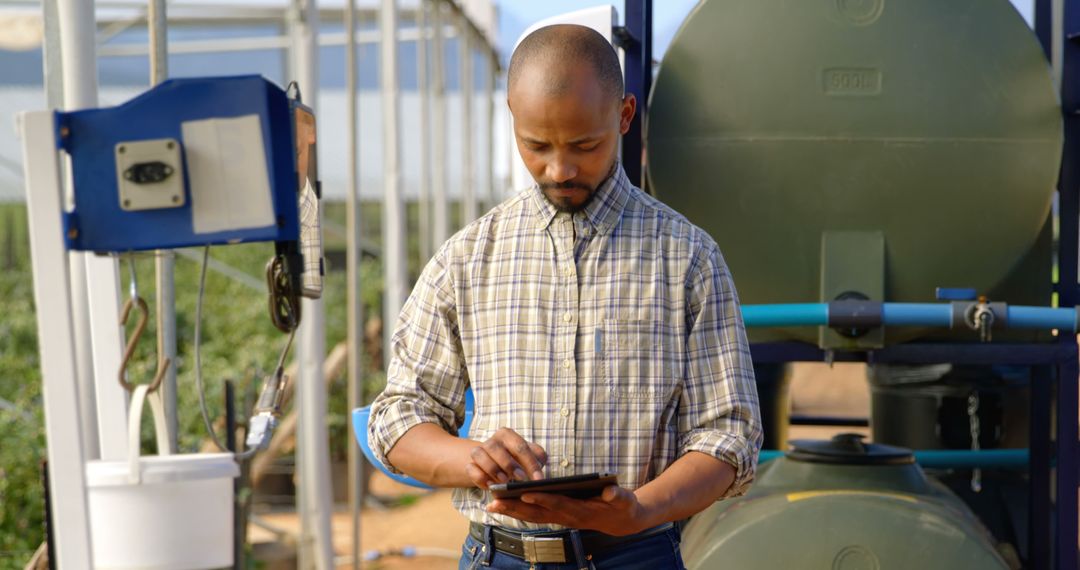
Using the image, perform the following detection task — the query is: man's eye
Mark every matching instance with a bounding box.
[527,143,549,152]
[577,144,599,152]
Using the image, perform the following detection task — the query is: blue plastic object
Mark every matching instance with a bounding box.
[936,287,978,301]
[741,302,1078,332]
[1009,306,1078,330]
[352,389,474,489]
[759,448,1030,469]
[57,75,300,252]
[740,304,827,327]
[880,303,952,327]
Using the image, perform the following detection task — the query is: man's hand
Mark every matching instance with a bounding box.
[466,427,548,489]
[485,485,653,536]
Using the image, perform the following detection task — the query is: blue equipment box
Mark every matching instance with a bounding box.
[56,75,301,252]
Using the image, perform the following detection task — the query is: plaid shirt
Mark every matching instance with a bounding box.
[369,164,762,529]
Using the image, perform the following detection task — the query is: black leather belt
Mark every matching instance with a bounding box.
[469,522,673,564]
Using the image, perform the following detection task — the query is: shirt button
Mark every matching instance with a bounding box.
[560,458,570,468]
[564,267,573,277]
[563,359,572,369]
[563,312,573,323]
[560,407,569,417]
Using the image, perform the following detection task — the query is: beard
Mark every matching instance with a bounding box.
[538,160,617,213]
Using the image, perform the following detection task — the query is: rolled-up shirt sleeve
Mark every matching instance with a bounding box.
[367,249,468,474]
[678,241,763,498]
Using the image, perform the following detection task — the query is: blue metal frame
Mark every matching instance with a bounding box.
[621,0,651,189]
[617,0,1078,567]
[57,75,301,252]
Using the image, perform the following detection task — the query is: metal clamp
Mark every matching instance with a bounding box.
[522,536,567,564]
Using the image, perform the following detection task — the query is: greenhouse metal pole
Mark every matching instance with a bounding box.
[460,13,476,223]
[27,0,112,562]
[58,0,128,462]
[486,50,496,208]
[417,0,432,263]
[344,0,364,567]
[381,0,408,359]
[431,0,449,249]
[148,0,179,453]
[290,0,335,567]
[42,0,106,466]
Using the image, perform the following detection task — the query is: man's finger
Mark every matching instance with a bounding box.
[600,485,632,505]
[465,462,494,489]
[528,443,549,472]
[487,499,563,526]
[470,447,510,484]
[495,429,546,480]
[483,440,528,481]
[520,492,569,509]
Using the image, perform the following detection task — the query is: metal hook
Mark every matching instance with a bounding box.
[118,296,171,393]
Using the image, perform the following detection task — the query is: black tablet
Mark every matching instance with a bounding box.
[489,472,618,500]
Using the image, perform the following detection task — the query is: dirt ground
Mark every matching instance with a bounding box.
[254,363,870,569]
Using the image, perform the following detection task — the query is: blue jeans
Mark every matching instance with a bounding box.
[458,526,686,570]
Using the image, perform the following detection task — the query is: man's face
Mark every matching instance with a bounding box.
[508,63,636,213]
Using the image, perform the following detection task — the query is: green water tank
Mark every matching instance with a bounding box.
[680,435,1011,568]
[647,0,1062,345]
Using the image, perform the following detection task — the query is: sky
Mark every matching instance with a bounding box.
[494,0,701,61]
[494,0,1034,59]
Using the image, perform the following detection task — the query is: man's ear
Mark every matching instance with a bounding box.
[619,94,637,135]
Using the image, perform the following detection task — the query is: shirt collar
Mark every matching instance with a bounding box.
[529,163,631,234]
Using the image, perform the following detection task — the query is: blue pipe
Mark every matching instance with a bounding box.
[741,303,1078,332]
[881,303,951,327]
[759,449,1030,469]
[741,304,828,327]
[1008,306,1078,330]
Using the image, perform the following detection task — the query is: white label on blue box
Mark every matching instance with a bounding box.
[181,114,275,235]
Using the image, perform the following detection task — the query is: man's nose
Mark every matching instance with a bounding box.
[545,155,578,183]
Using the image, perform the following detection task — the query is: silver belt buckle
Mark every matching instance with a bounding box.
[522,535,567,564]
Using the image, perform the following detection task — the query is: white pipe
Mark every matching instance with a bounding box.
[58,0,129,467]
[96,26,462,57]
[417,0,431,263]
[290,0,335,567]
[460,13,476,223]
[56,0,100,469]
[486,51,496,208]
[381,0,408,354]
[344,0,364,567]
[148,0,179,453]
[430,0,448,249]
[20,109,94,569]
[43,0,103,464]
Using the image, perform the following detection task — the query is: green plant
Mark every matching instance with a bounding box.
[0,196,450,562]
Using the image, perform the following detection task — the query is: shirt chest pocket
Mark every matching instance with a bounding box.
[599,319,678,400]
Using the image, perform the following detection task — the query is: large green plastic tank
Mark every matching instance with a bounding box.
[647,0,1062,345]
[681,435,1012,569]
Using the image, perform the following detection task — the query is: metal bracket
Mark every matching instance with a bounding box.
[611,25,639,50]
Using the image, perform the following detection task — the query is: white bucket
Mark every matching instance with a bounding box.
[86,385,239,569]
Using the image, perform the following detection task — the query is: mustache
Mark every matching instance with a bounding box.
[539,181,592,192]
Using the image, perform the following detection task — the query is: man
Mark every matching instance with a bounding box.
[369,24,761,569]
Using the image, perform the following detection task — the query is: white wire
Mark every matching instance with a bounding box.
[194,245,230,453]
[193,244,293,461]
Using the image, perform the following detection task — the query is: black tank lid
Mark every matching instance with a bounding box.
[785,433,915,466]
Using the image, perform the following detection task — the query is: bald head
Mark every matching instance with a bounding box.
[508,24,624,102]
